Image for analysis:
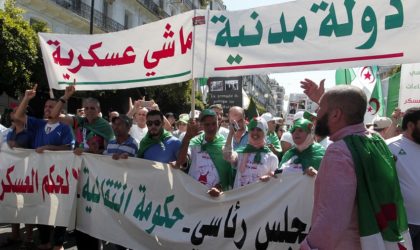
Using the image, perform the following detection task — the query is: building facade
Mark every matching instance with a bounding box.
[14,0,206,34]
[242,75,282,116]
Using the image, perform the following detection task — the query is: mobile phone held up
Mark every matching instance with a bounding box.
[231,120,239,132]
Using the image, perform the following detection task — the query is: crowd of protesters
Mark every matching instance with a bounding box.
[0,79,419,250]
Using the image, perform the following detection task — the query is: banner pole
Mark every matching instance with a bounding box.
[191,79,196,118]
[190,9,198,119]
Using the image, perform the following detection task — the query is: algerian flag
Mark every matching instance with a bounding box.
[245,97,259,122]
[366,67,385,122]
[335,66,384,124]
[198,78,209,103]
[384,72,401,117]
[335,68,356,85]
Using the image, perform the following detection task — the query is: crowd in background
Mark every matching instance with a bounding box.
[0,80,419,250]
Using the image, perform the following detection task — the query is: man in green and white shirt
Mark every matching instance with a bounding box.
[175,109,233,197]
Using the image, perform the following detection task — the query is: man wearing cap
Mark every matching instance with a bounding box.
[372,116,392,139]
[137,110,181,163]
[173,113,189,140]
[210,104,230,139]
[105,115,138,159]
[223,117,278,188]
[387,107,420,249]
[261,112,282,156]
[299,79,410,249]
[174,109,233,197]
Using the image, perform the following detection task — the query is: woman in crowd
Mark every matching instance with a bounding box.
[278,118,325,176]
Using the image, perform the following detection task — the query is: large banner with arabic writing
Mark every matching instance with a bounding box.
[77,154,314,250]
[0,149,314,250]
[40,0,420,90]
[0,147,80,228]
[399,63,420,111]
[38,11,194,90]
[194,0,420,78]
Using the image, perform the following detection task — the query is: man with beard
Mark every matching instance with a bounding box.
[137,110,181,163]
[387,107,420,249]
[228,106,249,150]
[299,79,411,249]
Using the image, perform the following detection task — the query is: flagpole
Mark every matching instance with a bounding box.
[190,9,198,119]
[191,79,196,117]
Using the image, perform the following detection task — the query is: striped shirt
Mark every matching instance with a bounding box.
[104,136,138,157]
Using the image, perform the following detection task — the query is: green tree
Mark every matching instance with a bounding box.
[30,18,50,90]
[146,80,205,115]
[0,0,39,97]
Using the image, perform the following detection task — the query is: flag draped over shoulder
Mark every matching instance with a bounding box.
[343,134,411,250]
[190,133,233,190]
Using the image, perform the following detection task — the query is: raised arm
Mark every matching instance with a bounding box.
[384,108,402,139]
[300,78,325,104]
[14,84,37,124]
[51,84,76,125]
[149,101,172,131]
[173,119,199,169]
[223,124,238,164]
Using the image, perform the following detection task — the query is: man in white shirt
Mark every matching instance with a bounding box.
[387,107,420,249]
[129,107,148,144]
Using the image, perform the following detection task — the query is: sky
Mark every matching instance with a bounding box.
[222,0,336,100]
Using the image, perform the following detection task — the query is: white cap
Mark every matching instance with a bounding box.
[248,117,268,135]
[373,117,392,130]
[261,112,281,123]
[280,131,294,145]
[293,111,305,121]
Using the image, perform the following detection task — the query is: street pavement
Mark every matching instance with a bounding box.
[0,224,122,250]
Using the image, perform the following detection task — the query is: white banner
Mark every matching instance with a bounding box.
[40,0,420,90]
[39,11,194,90]
[0,147,80,228]
[77,154,314,250]
[399,63,420,111]
[0,149,314,250]
[195,0,419,77]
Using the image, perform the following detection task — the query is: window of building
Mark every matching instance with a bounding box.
[124,10,132,29]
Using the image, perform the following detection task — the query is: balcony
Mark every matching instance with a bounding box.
[137,0,170,19]
[49,0,125,32]
[183,0,193,9]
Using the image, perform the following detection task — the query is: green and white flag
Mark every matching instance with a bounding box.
[335,66,384,123]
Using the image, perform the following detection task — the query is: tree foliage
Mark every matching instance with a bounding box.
[0,0,48,98]
[146,80,205,115]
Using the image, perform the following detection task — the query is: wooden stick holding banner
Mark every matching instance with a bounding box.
[190,9,198,120]
[191,79,196,119]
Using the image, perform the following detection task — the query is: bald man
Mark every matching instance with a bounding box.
[299,80,411,250]
[228,106,248,150]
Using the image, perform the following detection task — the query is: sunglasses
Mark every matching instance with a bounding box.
[146,120,162,127]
